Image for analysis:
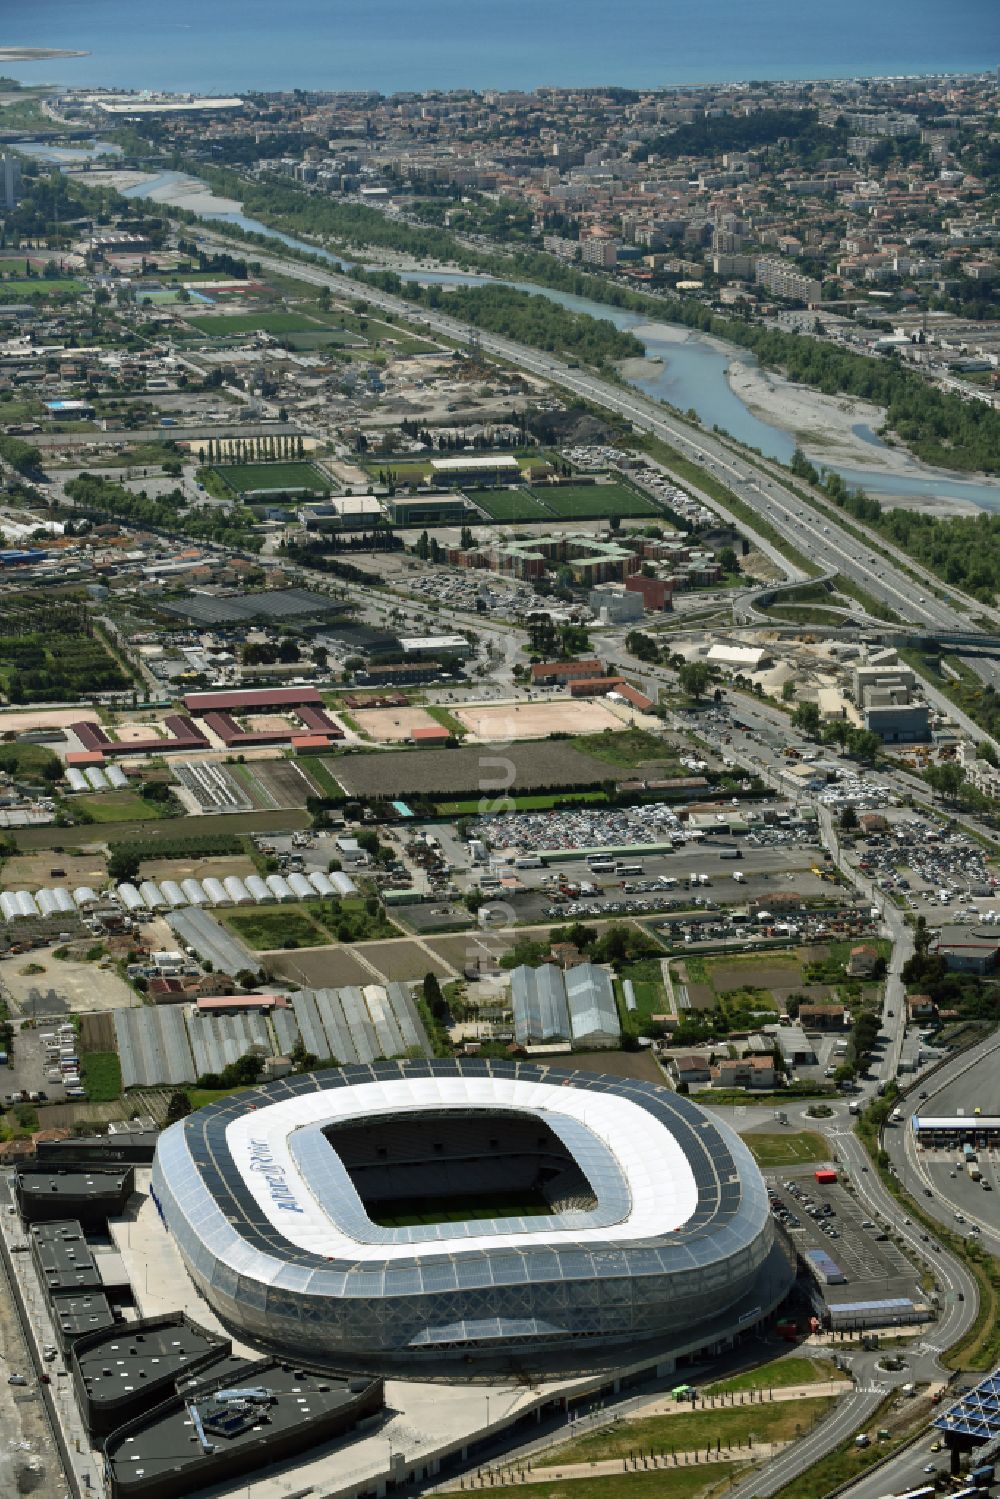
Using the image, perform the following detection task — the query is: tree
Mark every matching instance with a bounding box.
[677,660,712,700]
[719,545,739,574]
[792,700,822,738]
[781,680,796,702]
[926,761,965,802]
[165,1089,191,1123]
[840,803,858,831]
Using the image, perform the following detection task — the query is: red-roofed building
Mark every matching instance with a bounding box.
[569,676,622,697]
[616,682,654,712]
[196,994,289,1014]
[410,725,451,744]
[65,750,106,766]
[291,734,333,752]
[70,714,209,757]
[183,686,324,713]
[530,658,604,685]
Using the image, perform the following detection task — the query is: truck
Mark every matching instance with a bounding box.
[969,1163,982,1182]
[719,846,742,860]
[814,1169,838,1185]
[732,871,745,882]
[849,1100,862,1115]
[964,1143,977,1163]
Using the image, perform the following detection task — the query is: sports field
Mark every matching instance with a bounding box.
[531,482,656,519]
[374,1192,549,1227]
[351,706,443,742]
[468,487,554,522]
[211,461,331,495]
[187,311,324,336]
[742,1131,830,1167]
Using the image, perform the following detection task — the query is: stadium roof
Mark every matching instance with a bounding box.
[220,1070,698,1261]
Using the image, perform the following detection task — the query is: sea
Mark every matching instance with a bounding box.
[4,0,998,95]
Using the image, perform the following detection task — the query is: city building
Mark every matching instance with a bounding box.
[754,257,822,305]
[0,153,22,212]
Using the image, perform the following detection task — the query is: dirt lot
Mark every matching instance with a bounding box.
[562,1049,666,1084]
[708,959,806,992]
[263,945,384,987]
[454,699,623,742]
[328,741,619,798]
[352,706,442,742]
[138,854,258,883]
[78,1012,117,1053]
[3,945,136,1016]
[1,849,107,891]
[358,940,453,981]
[0,706,99,733]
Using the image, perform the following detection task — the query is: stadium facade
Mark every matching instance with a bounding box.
[152,1060,785,1367]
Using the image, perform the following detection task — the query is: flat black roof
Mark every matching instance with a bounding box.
[106,1360,381,1482]
[31,1221,103,1291]
[160,588,342,627]
[77,1318,230,1407]
[18,1169,131,1196]
[51,1290,115,1341]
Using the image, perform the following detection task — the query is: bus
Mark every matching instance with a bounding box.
[588,859,615,874]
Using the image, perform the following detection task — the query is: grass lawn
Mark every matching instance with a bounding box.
[211,461,330,496]
[704,1358,845,1397]
[435,790,608,815]
[187,1084,253,1110]
[187,311,324,336]
[741,1131,830,1167]
[572,728,675,768]
[68,791,165,824]
[223,898,397,950]
[545,1397,836,1465]
[424,704,467,737]
[223,905,326,950]
[532,482,656,519]
[0,741,61,785]
[480,1467,737,1499]
[80,1053,122,1102]
[618,956,668,1032]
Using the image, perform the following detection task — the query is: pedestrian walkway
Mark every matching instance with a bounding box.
[440,1441,783,1489]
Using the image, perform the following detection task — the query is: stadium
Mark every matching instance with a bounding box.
[152,1060,788,1369]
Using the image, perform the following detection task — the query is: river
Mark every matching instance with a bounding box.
[31,153,1000,514]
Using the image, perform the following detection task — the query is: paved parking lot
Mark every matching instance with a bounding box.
[769,1169,926,1313]
[849,811,997,927]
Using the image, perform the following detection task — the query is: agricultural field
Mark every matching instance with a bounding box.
[530,481,656,519]
[210,461,331,496]
[0,594,131,704]
[741,1131,830,1167]
[328,740,624,798]
[229,758,320,809]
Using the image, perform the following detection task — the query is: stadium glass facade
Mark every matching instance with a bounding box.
[152,1060,776,1366]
